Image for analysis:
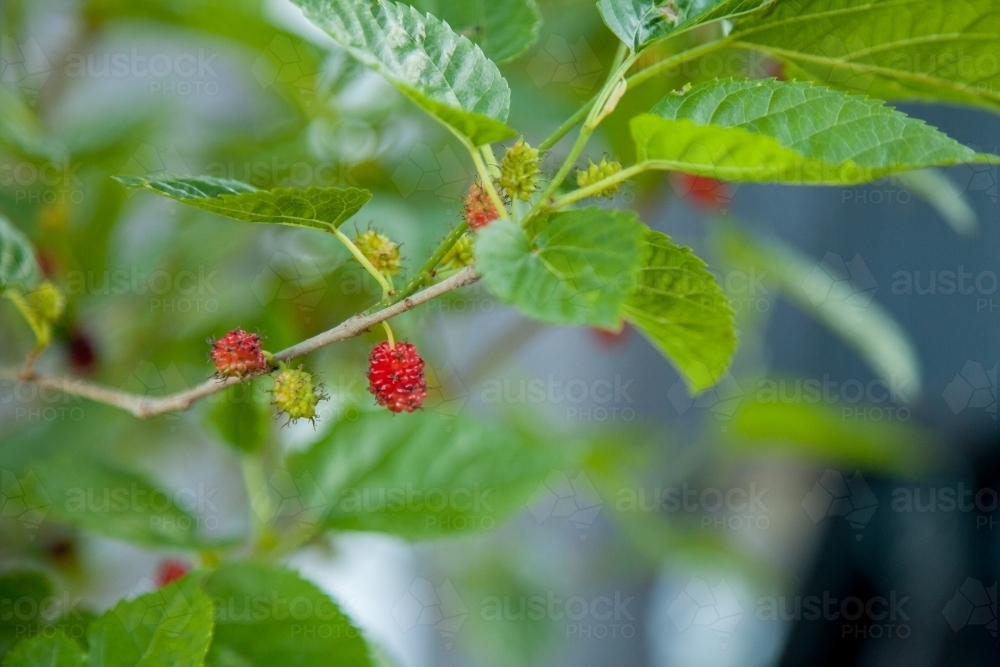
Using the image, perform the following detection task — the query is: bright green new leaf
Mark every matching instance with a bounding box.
[0,217,43,297]
[597,0,772,50]
[8,281,65,350]
[292,0,515,145]
[25,457,205,548]
[403,0,542,63]
[0,86,65,160]
[115,175,371,231]
[2,635,85,667]
[721,225,922,399]
[632,79,998,184]
[475,209,646,329]
[623,230,736,393]
[0,572,53,659]
[203,563,374,667]
[88,576,213,667]
[287,409,568,539]
[731,0,1000,112]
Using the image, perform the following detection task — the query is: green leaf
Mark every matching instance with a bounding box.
[729,401,932,475]
[623,230,736,393]
[731,0,1000,112]
[8,281,65,350]
[0,86,65,160]
[87,576,213,667]
[632,79,998,184]
[24,457,204,548]
[0,572,53,659]
[721,224,922,400]
[597,0,772,50]
[202,563,373,667]
[286,409,568,539]
[1,635,85,667]
[114,175,372,231]
[206,386,272,455]
[290,0,515,145]
[403,0,542,63]
[0,217,43,297]
[895,169,978,237]
[475,209,646,329]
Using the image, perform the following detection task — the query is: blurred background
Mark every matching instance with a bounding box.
[0,0,997,666]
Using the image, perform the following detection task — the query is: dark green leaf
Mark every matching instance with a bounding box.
[287,409,568,539]
[114,175,371,231]
[475,209,646,329]
[291,0,515,145]
[0,572,53,659]
[1,635,85,667]
[623,230,736,393]
[632,78,998,184]
[24,457,204,548]
[87,576,213,667]
[403,0,542,62]
[203,562,373,667]
[731,0,1000,111]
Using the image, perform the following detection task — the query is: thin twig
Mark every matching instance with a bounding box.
[1,268,479,419]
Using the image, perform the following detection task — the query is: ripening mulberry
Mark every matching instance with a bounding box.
[576,158,623,198]
[367,341,426,413]
[211,329,268,378]
[271,366,324,424]
[464,181,501,230]
[499,139,541,201]
[354,229,402,277]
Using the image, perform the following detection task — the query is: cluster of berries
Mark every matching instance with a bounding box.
[211,328,427,418]
[207,140,625,420]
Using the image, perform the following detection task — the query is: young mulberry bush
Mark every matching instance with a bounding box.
[464,181,502,230]
[367,341,427,413]
[271,365,325,424]
[211,329,268,378]
[355,229,402,277]
[577,158,623,198]
[499,139,541,201]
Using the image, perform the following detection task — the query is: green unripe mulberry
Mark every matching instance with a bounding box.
[442,235,474,270]
[354,229,401,277]
[499,139,541,201]
[576,158,623,198]
[271,366,324,424]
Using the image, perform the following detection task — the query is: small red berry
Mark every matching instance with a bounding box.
[211,329,268,378]
[154,559,190,587]
[464,181,500,230]
[367,341,427,413]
